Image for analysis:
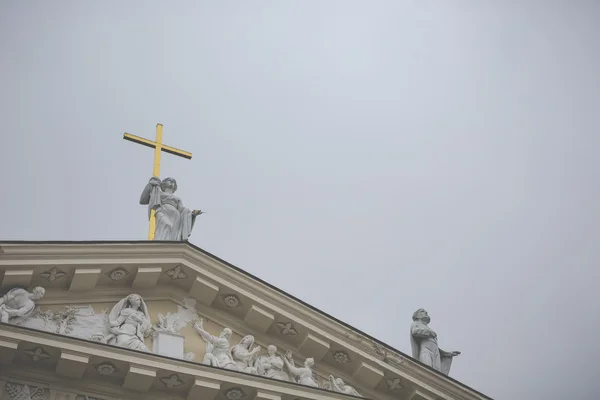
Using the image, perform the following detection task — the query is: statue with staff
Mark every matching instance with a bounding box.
[123,123,203,240]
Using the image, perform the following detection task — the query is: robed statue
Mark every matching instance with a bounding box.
[103,294,152,352]
[255,345,290,381]
[410,308,460,375]
[140,176,202,240]
[230,335,262,374]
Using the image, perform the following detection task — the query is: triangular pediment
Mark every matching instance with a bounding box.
[0,241,490,400]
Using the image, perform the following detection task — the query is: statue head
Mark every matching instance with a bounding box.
[334,378,346,389]
[412,308,430,324]
[267,345,277,356]
[220,328,232,339]
[127,294,142,310]
[161,177,178,193]
[31,286,45,300]
[240,335,255,348]
[304,357,315,368]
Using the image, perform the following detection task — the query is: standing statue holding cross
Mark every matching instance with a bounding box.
[123,123,203,241]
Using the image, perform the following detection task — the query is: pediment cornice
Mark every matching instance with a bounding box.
[0,241,490,400]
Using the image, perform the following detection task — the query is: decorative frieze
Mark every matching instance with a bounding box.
[333,351,350,364]
[106,267,129,281]
[160,374,185,389]
[165,265,187,280]
[95,362,118,376]
[222,294,240,308]
[40,267,67,282]
[225,388,246,400]
[275,321,298,336]
[386,377,403,391]
[24,346,51,362]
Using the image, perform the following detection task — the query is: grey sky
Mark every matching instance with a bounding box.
[1,1,599,398]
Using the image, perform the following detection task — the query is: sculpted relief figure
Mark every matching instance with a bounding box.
[140,176,202,241]
[329,376,361,397]
[103,294,152,352]
[410,308,460,375]
[0,287,45,323]
[230,335,262,374]
[192,318,238,370]
[255,345,290,381]
[282,350,318,387]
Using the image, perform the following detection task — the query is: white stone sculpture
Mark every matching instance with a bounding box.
[155,312,181,334]
[282,350,318,387]
[140,176,202,241]
[410,308,460,375]
[329,375,361,397]
[8,304,109,340]
[0,286,45,323]
[255,345,290,381]
[230,335,261,374]
[52,306,78,335]
[192,318,238,370]
[153,312,188,359]
[102,294,152,352]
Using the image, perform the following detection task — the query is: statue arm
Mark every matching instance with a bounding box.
[178,198,201,220]
[0,291,17,307]
[329,375,341,392]
[440,349,460,357]
[177,198,187,212]
[140,317,153,336]
[193,325,216,344]
[282,357,303,377]
[271,357,284,369]
[140,177,161,205]
[411,323,435,338]
[13,302,35,316]
[109,312,128,328]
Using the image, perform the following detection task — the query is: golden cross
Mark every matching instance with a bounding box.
[123,123,192,240]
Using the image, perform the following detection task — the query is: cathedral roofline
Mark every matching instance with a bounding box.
[0,239,492,400]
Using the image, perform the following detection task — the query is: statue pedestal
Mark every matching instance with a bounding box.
[153,331,184,359]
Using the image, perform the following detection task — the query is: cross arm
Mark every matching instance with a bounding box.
[123,132,192,159]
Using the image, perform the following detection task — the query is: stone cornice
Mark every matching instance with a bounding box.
[0,241,492,400]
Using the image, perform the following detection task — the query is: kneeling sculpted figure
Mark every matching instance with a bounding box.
[282,350,318,387]
[410,308,460,375]
[0,287,45,323]
[329,376,361,397]
[255,345,290,381]
[192,318,239,370]
[230,335,261,374]
[104,294,153,352]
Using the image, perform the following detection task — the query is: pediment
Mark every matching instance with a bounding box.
[0,241,489,400]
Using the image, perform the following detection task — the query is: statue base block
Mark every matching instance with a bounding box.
[152,331,184,359]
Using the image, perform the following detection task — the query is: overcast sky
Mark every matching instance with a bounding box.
[1,1,599,399]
